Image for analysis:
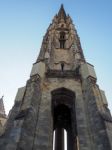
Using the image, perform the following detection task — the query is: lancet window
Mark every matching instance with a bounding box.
[59,32,66,49]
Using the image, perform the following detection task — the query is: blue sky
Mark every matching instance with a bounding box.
[0,0,112,114]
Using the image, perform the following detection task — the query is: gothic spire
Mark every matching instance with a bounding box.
[36,4,85,63]
[58,4,66,20]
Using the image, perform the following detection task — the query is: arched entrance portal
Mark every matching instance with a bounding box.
[51,88,78,150]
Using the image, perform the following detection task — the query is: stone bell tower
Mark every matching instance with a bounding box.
[0,4,112,150]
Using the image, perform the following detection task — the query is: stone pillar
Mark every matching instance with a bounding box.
[55,128,64,150]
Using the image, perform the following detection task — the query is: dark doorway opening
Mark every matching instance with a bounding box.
[51,88,78,150]
[61,62,64,71]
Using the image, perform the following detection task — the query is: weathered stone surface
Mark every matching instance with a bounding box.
[0,5,112,150]
[30,62,45,78]
[100,90,108,105]
[0,97,7,135]
[80,62,97,80]
[16,75,41,150]
[81,78,112,150]
[15,86,26,102]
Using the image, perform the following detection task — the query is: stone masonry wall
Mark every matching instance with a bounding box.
[0,74,41,150]
[82,78,111,150]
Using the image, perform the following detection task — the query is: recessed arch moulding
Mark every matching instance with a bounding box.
[40,77,90,149]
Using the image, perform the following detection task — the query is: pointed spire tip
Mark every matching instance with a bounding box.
[58,4,66,20]
[61,4,64,8]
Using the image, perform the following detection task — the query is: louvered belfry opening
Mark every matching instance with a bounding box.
[59,32,66,49]
[52,88,78,150]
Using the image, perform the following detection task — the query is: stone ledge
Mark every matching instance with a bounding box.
[46,69,80,79]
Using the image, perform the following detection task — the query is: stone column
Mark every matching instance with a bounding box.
[55,128,64,150]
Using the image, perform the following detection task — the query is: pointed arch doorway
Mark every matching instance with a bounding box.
[51,88,78,150]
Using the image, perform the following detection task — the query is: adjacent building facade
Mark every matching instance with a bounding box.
[0,5,112,150]
[0,96,7,135]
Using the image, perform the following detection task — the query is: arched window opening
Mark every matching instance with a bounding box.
[59,32,66,49]
[60,32,65,40]
[52,88,78,150]
[53,104,70,150]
